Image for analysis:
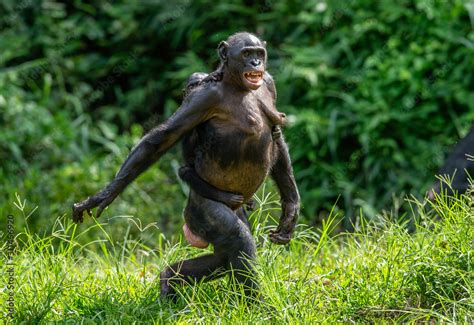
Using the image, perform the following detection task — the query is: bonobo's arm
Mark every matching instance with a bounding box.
[72,86,219,223]
[263,72,300,243]
[269,137,300,244]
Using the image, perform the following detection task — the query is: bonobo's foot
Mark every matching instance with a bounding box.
[183,223,209,248]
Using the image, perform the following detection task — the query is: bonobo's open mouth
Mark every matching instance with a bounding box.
[243,70,264,89]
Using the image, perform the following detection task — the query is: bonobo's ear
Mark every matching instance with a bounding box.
[262,40,267,47]
[218,41,229,62]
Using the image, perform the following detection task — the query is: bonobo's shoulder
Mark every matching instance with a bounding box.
[263,71,275,84]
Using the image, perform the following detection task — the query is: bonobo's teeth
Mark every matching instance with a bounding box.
[244,71,263,83]
[244,71,263,77]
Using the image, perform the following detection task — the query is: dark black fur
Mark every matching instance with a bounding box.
[429,125,474,199]
[72,32,300,300]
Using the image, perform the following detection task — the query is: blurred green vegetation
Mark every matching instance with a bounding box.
[1,0,473,238]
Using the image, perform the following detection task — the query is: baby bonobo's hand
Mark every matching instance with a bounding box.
[218,191,245,208]
[272,126,282,140]
[72,191,117,223]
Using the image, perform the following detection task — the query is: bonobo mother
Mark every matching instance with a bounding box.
[72,32,300,299]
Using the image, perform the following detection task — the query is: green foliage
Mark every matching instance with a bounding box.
[1,0,473,233]
[1,192,472,322]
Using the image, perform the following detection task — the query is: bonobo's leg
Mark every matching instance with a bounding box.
[179,166,244,208]
[161,191,257,299]
[236,207,251,231]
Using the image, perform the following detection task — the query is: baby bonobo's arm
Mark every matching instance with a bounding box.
[178,166,244,208]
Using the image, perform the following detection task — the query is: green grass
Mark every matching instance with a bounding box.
[1,191,473,323]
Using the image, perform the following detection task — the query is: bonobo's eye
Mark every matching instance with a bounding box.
[256,49,266,59]
[242,50,250,58]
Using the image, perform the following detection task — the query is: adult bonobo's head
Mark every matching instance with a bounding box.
[218,32,267,91]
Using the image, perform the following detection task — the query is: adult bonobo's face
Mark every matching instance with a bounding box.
[218,33,267,91]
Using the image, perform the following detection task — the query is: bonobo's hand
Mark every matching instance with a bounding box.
[269,228,292,244]
[72,190,117,223]
[269,201,299,245]
[272,126,282,140]
[219,191,245,208]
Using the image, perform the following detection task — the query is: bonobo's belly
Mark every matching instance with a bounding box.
[194,120,274,200]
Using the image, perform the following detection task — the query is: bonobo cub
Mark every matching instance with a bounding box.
[429,125,474,199]
[72,32,300,300]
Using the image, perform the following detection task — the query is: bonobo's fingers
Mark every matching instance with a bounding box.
[96,203,106,219]
[72,197,93,223]
[72,192,114,223]
[269,229,291,245]
[227,193,245,206]
[72,203,84,224]
[219,192,244,207]
[272,126,282,140]
[72,196,99,223]
[95,194,117,218]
